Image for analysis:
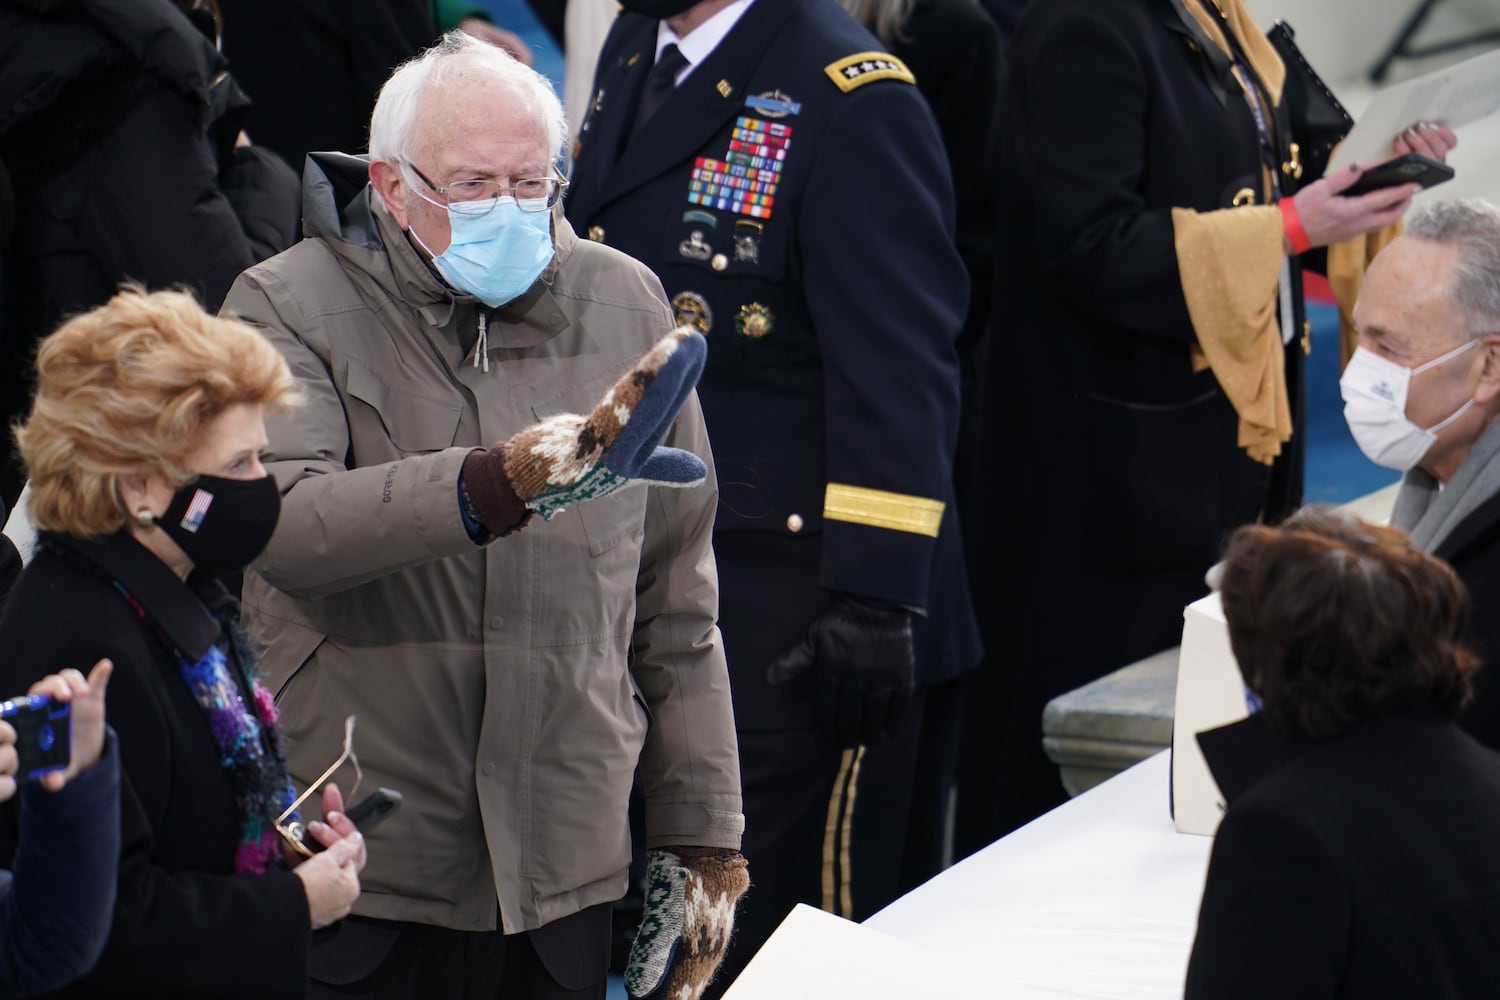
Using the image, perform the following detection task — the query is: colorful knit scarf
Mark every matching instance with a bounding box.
[113,583,299,874]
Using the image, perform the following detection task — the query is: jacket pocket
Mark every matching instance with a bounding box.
[1079,387,1251,574]
[343,357,462,456]
[575,485,647,557]
[714,456,824,538]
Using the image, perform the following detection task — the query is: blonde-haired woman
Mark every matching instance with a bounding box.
[0,287,365,999]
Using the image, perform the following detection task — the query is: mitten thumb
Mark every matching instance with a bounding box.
[635,446,707,488]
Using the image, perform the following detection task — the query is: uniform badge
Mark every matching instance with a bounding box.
[687,116,792,221]
[734,235,760,264]
[678,230,713,261]
[733,220,762,264]
[672,291,714,334]
[736,303,774,340]
[746,90,801,118]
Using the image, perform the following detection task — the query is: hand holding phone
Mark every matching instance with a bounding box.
[306,787,403,853]
[1343,153,1454,197]
[0,694,71,783]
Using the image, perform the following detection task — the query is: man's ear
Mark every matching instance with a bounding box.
[369,160,410,230]
[1473,333,1500,406]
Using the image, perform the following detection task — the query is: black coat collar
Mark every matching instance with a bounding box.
[1148,0,1234,107]
[1434,489,1500,564]
[46,531,225,662]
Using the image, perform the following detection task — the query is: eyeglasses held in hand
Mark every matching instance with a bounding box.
[276,714,362,858]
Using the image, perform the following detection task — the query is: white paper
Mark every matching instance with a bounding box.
[723,904,1087,1000]
[1330,46,1500,172]
[1170,592,1248,836]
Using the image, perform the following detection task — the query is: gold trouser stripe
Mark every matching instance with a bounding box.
[822,748,858,912]
[823,484,945,538]
[820,745,867,918]
[839,745,866,918]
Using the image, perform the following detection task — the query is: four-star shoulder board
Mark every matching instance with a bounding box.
[823,52,915,93]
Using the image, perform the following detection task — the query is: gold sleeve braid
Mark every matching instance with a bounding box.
[823,484,945,537]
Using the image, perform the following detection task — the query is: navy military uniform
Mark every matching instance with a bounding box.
[566,0,981,986]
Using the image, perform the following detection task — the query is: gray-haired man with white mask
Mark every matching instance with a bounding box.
[1343,198,1500,747]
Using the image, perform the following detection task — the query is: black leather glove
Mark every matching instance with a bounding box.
[765,593,916,749]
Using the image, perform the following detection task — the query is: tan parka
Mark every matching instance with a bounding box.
[224,153,743,934]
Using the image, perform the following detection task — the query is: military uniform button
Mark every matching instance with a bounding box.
[711,253,729,272]
[786,513,804,533]
[588,226,606,242]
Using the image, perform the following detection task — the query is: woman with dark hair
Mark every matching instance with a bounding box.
[1186,507,1500,998]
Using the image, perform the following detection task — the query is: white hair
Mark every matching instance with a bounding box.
[1404,198,1500,340]
[368,30,567,166]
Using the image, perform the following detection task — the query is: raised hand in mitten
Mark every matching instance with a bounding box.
[765,593,916,749]
[626,847,750,1000]
[461,329,707,535]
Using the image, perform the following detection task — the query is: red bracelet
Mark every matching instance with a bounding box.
[1278,197,1312,255]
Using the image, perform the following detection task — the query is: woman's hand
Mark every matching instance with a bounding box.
[1392,120,1458,162]
[28,659,113,792]
[293,831,363,929]
[1289,165,1417,251]
[0,719,15,803]
[304,783,369,870]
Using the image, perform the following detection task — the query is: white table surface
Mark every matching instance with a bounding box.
[864,751,1214,1000]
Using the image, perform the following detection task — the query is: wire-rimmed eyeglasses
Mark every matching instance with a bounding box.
[276,715,362,858]
[402,160,567,215]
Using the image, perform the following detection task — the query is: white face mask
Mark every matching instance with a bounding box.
[1340,340,1480,471]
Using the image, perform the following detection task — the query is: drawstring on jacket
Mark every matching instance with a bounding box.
[473,312,490,373]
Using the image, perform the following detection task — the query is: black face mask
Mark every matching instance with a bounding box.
[156,474,281,579]
[618,0,700,16]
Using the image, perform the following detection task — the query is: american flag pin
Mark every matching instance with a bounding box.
[179,488,213,533]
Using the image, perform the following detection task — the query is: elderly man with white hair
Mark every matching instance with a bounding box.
[222,32,746,1000]
[1345,197,1500,750]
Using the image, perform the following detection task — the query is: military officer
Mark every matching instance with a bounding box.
[565,0,981,989]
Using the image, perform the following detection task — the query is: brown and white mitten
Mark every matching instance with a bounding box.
[462,329,707,534]
[625,848,750,1000]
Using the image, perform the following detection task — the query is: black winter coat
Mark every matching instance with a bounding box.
[1433,490,1500,748]
[218,0,435,173]
[0,533,312,999]
[0,0,299,500]
[970,0,1310,831]
[1188,715,1500,998]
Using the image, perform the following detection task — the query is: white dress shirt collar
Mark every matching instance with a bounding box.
[654,0,754,84]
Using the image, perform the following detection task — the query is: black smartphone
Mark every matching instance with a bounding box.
[1343,152,1454,196]
[307,787,404,852]
[345,787,402,832]
[0,694,71,781]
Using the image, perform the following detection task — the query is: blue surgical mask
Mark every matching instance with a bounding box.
[407,191,556,308]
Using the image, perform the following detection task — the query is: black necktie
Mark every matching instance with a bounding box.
[629,44,689,144]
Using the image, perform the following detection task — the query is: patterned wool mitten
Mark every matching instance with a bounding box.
[625,848,750,1000]
[462,329,707,530]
